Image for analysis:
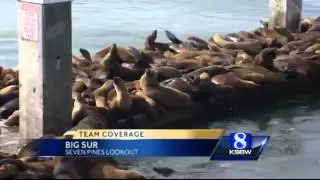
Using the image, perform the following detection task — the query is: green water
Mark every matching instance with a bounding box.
[1,0,320,178]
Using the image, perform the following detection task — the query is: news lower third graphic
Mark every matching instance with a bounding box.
[34,130,269,160]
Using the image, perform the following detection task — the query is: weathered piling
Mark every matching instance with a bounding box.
[269,0,302,32]
[18,0,72,142]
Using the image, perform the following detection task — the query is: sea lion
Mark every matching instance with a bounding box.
[305,43,320,53]
[153,66,182,81]
[103,44,145,81]
[273,26,295,41]
[207,41,245,57]
[53,157,146,179]
[162,59,203,71]
[237,31,270,47]
[185,65,229,79]
[92,79,114,97]
[188,72,221,103]
[72,55,91,69]
[4,78,18,87]
[3,110,19,127]
[0,85,18,106]
[127,46,153,69]
[80,78,102,91]
[273,55,320,78]
[165,30,209,51]
[107,77,159,124]
[71,94,91,126]
[161,78,193,95]
[228,66,286,86]
[92,46,135,63]
[212,33,262,54]
[108,77,133,112]
[139,69,192,108]
[211,72,261,90]
[144,30,158,51]
[235,51,254,64]
[72,79,87,94]
[144,30,171,52]
[0,97,18,120]
[69,106,110,133]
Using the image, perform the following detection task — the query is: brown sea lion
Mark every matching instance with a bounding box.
[71,94,90,126]
[273,55,320,78]
[103,44,145,81]
[92,46,134,63]
[53,157,146,179]
[235,51,254,65]
[254,27,289,48]
[144,30,171,52]
[92,79,114,97]
[304,43,320,53]
[237,31,270,47]
[106,77,159,124]
[228,66,286,86]
[165,30,209,51]
[79,78,101,92]
[273,26,295,41]
[72,55,91,68]
[211,72,261,89]
[161,77,193,95]
[72,79,87,94]
[94,95,109,110]
[212,33,262,54]
[108,77,133,112]
[139,69,192,108]
[0,85,18,106]
[0,97,18,120]
[185,65,229,79]
[129,46,153,65]
[162,59,203,71]
[3,110,19,127]
[153,66,182,81]
[300,18,313,33]
[4,78,18,87]
[207,41,244,57]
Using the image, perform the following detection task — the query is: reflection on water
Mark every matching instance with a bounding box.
[0,0,320,178]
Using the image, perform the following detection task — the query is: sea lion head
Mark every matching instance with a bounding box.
[144,30,157,50]
[255,48,277,70]
[79,48,93,62]
[112,76,125,89]
[102,44,122,70]
[140,69,159,88]
[199,72,210,80]
[145,69,158,81]
[300,19,313,33]
[235,51,253,65]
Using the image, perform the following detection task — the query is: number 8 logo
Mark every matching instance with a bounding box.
[233,133,247,149]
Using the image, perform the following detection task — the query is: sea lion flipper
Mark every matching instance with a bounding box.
[165,30,182,44]
[79,48,93,62]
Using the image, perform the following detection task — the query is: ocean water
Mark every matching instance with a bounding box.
[1,0,320,178]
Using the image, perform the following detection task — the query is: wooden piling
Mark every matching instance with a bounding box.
[269,0,303,33]
[18,0,73,143]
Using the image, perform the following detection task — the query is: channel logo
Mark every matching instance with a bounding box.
[229,133,252,156]
[210,132,270,161]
